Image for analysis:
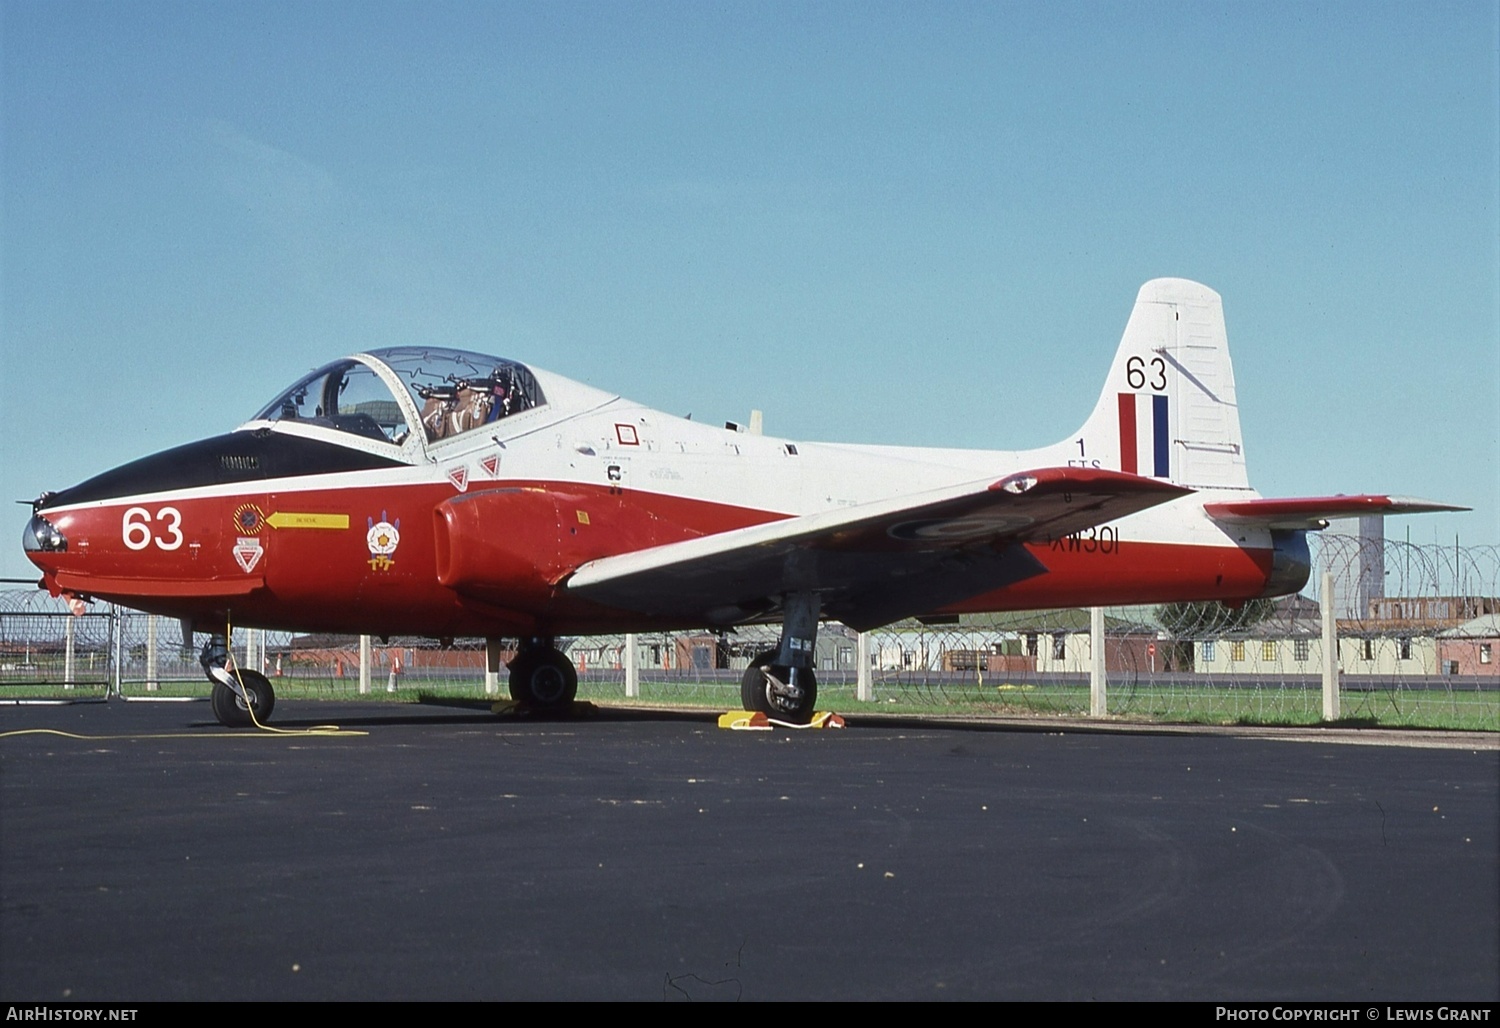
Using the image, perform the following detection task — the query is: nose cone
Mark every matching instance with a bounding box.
[22,512,67,560]
[21,511,70,589]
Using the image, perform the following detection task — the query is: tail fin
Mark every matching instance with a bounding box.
[1072,278,1250,491]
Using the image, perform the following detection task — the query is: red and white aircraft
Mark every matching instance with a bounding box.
[22,278,1461,724]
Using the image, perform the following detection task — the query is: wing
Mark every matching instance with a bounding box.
[567,467,1189,631]
[1204,495,1468,531]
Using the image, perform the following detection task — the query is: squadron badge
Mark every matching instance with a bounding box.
[367,512,401,572]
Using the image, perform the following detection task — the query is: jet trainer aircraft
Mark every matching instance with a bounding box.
[22,278,1462,725]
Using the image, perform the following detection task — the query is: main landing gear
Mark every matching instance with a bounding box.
[200,633,276,728]
[740,591,821,724]
[741,655,818,724]
[507,637,579,713]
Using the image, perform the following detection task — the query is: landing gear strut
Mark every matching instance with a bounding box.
[507,637,578,712]
[199,633,275,728]
[740,591,821,724]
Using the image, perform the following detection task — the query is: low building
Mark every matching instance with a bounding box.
[872,609,1161,677]
[1191,594,1499,677]
[1192,595,1323,675]
[1436,615,1500,677]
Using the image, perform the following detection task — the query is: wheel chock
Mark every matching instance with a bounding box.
[718,710,771,730]
[717,710,845,730]
[488,699,596,718]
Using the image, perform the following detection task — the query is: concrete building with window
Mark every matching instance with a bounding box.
[1191,594,1498,678]
[1436,615,1500,677]
[870,610,1161,676]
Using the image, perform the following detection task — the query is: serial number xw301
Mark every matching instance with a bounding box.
[1048,526,1120,554]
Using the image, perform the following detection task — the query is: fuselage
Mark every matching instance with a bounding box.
[23,346,1304,638]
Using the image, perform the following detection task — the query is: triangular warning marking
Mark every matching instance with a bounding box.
[233,544,263,573]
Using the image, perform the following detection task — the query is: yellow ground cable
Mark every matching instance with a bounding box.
[3,615,372,741]
[0,726,365,741]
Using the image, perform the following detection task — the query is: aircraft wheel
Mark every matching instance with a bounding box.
[509,649,578,712]
[210,669,275,728]
[740,653,817,724]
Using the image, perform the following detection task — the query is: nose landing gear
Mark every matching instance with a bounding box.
[200,633,276,728]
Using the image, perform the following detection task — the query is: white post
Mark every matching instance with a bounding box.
[112,606,123,698]
[358,634,372,695]
[1090,606,1106,717]
[63,615,76,689]
[146,615,159,692]
[625,633,640,698]
[1321,570,1340,720]
[484,638,503,696]
[856,631,873,701]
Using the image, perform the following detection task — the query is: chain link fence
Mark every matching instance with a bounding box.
[4,538,1496,728]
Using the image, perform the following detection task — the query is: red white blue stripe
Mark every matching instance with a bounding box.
[1117,393,1169,478]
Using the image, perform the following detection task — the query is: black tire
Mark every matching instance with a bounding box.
[740,652,818,723]
[509,649,578,711]
[210,669,275,728]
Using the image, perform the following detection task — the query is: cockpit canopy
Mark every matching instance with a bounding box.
[253,347,546,447]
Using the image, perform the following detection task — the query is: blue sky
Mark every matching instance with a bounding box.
[2,0,1496,584]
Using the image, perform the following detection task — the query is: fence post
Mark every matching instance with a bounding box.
[856,631,873,702]
[1090,606,1106,717]
[485,638,503,696]
[625,633,639,698]
[111,605,122,698]
[64,615,76,690]
[359,634,372,695]
[1321,570,1340,720]
[146,615,159,692]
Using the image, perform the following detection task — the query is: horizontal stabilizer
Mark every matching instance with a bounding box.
[1204,495,1469,530]
[568,467,1188,630]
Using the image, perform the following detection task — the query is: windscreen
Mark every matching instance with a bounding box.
[253,359,411,444]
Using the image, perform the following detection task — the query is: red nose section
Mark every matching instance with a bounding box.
[24,501,262,604]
